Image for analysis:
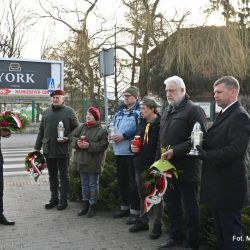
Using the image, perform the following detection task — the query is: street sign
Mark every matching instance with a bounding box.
[98,48,115,129]
[99,48,114,77]
[47,78,55,92]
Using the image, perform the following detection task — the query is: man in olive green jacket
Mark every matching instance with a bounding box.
[34,90,79,210]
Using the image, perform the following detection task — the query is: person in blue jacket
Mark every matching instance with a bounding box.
[111,86,140,225]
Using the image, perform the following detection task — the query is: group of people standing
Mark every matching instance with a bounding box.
[108,75,250,250]
[111,77,207,250]
[0,75,249,250]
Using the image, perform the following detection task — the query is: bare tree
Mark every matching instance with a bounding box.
[38,0,115,102]
[205,0,250,27]
[117,0,188,98]
[0,0,35,57]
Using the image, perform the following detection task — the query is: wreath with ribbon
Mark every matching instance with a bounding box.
[0,111,28,131]
[142,158,178,214]
[24,151,46,182]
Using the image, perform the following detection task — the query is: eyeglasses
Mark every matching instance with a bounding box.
[123,94,132,98]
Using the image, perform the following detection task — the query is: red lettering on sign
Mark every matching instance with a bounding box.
[0,88,11,95]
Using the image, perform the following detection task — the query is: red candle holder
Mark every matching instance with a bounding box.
[131,135,142,153]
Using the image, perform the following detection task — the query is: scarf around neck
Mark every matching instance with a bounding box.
[86,121,97,128]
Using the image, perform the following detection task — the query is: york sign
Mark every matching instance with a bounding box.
[0,58,63,96]
[0,73,35,83]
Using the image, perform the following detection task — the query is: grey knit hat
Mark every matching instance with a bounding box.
[124,86,139,98]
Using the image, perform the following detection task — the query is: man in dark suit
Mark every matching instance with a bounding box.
[197,76,250,250]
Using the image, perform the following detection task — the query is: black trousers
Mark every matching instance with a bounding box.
[164,182,199,249]
[46,158,69,203]
[0,151,3,214]
[116,155,140,212]
[213,208,244,250]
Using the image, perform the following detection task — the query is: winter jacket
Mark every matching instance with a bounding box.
[71,122,108,174]
[134,114,161,173]
[34,104,79,158]
[158,95,207,183]
[112,101,140,155]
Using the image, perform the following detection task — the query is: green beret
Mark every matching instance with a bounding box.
[140,96,160,108]
[124,86,139,98]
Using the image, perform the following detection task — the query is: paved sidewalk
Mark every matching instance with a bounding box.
[0,134,184,250]
[1,175,183,250]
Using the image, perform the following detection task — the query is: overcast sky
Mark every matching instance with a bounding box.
[16,0,225,58]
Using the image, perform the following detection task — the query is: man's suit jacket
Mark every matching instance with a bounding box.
[200,101,250,211]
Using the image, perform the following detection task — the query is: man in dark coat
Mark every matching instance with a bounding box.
[197,76,250,250]
[35,90,79,210]
[158,76,207,250]
[0,128,15,225]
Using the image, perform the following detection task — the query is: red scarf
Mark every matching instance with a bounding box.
[86,121,97,128]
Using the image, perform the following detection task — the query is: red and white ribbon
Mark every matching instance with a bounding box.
[30,157,41,177]
[12,114,22,128]
[143,171,173,214]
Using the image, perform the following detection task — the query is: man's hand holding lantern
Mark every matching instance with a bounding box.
[57,137,69,144]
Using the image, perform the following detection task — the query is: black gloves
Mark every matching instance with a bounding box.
[196,145,207,160]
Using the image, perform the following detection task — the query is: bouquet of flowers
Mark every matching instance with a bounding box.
[142,158,178,214]
[24,151,46,182]
[0,111,28,131]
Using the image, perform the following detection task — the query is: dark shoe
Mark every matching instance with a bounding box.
[77,201,89,216]
[57,201,68,210]
[113,209,130,218]
[129,222,149,233]
[149,223,162,239]
[126,214,139,225]
[0,214,15,226]
[45,198,59,209]
[87,204,96,218]
[158,238,182,249]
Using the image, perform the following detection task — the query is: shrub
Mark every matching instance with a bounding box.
[98,147,120,210]
[68,161,82,202]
